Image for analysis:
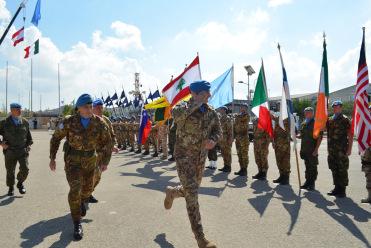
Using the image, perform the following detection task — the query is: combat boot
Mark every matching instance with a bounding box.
[135,149,142,154]
[206,161,217,170]
[152,152,158,157]
[327,186,339,196]
[196,237,217,248]
[306,181,316,191]
[142,150,150,155]
[273,175,283,184]
[7,186,14,196]
[73,221,83,241]
[336,186,346,198]
[300,180,309,190]
[234,168,247,176]
[168,156,175,161]
[164,187,175,210]
[129,147,135,152]
[88,195,98,203]
[218,165,231,173]
[252,171,266,180]
[279,175,290,185]
[81,202,87,217]
[17,182,26,194]
[361,191,371,203]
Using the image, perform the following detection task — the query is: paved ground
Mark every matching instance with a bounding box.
[0,130,370,248]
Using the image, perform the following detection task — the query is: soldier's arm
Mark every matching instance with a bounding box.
[49,120,68,160]
[97,122,112,166]
[0,120,4,144]
[25,121,33,146]
[209,111,222,143]
[346,119,353,155]
[106,119,117,148]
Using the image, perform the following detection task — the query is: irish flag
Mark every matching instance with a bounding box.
[251,60,273,138]
[24,39,40,59]
[313,36,329,138]
[162,56,201,106]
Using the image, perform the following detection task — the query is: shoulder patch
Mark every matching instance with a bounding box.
[58,123,64,130]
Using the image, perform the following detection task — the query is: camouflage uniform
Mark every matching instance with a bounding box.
[128,122,136,151]
[327,114,351,188]
[253,124,271,173]
[167,99,221,241]
[0,116,33,188]
[272,117,291,176]
[144,124,158,153]
[168,119,177,157]
[233,112,250,169]
[299,118,320,184]
[361,147,371,202]
[50,114,112,222]
[158,123,169,158]
[219,112,233,167]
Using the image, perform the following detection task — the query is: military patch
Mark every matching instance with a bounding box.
[58,123,64,129]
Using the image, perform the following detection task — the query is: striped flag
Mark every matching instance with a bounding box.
[313,35,329,138]
[12,27,24,47]
[278,43,297,145]
[351,27,371,155]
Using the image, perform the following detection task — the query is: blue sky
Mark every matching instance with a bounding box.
[1,0,371,110]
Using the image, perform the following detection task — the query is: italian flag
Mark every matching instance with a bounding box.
[313,37,329,138]
[162,56,201,106]
[24,39,40,59]
[251,60,273,138]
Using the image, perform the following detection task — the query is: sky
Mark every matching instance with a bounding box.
[0,0,371,111]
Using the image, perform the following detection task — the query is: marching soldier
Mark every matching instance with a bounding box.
[0,103,33,196]
[327,100,352,198]
[168,118,176,161]
[128,117,136,152]
[233,104,250,176]
[218,106,233,173]
[297,107,322,190]
[158,121,169,159]
[252,119,271,180]
[164,81,221,248]
[49,94,112,240]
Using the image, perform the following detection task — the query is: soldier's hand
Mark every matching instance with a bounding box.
[205,139,216,150]
[346,148,352,156]
[49,160,56,171]
[112,147,119,153]
[312,150,318,156]
[26,146,31,152]
[1,143,9,150]
[100,164,108,172]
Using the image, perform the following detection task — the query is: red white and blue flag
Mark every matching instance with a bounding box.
[138,109,152,145]
[351,28,370,155]
[12,27,24,47]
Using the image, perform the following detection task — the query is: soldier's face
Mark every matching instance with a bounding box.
[10,108,21,117]
[93,105,103,116]
[192,90,211,103]
[304,111,314,119]
[332,105,342,114]
[240,107,247,114]
[78,104,93,118]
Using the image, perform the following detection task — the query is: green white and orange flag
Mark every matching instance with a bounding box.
[313,36,329,138]
[251,60,273,138]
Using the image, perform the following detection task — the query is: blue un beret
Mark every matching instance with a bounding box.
[76,94,93,108]
[10,103,21,109]
[331,100,343,107]
[93,98,104,107]
[190,80,211,93]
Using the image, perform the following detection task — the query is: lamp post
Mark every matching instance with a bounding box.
[238,65,255,111]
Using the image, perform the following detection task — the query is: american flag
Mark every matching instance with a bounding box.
[352,27,371,155]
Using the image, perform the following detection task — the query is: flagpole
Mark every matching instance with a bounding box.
[30,58,33,113]
[58,63,61,116]
[5,61,8,114]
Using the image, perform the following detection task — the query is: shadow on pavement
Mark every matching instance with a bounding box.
[20,214,93,248]
[248,180,275,217]
[305,192,371,248]
[0,195,23,207]
[154,233,175,248]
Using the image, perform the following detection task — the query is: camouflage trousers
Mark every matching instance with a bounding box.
[129,133,135,149]
[3,149,29,187]
[168,157,206,240]
[300,153,318,182]
[159,126,168,157]
[235,136,249,169]
[328,150,349,187]
[219,141,232,166]
[253,139,269,172]
[362,148,371,192]
[168,132,176,156]
[93,165,102,189]
[273,139,291,176]
[207,146,217,161]
[65,155,96,222]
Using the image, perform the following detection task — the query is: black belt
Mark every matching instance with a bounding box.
[68,148,95,157]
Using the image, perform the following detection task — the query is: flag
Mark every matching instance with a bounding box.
[152,90,161,99]
[208,66,233,109]
[12,27,24,47]
[138,109,152,145]
[251,60,273,138]
[104,96,111,104]
[313,36,329,139]
[154,106,171,122]
[24,39,39,59]
[162,56,201,106]
[351,28,371,155]
[144,96,170,109]
[147,91,153,101]
[120,90,126,99]
[122,97,128,105]
[116,100,122,106]
[111,93,118,101]
[278,44,297,145]
[31,0,41,26]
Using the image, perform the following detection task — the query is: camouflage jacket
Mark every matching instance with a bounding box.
[327,114,351,153]
[219,113,233,143]
[102,115,117,148]
[233,112,249,138]
[50,114,112,165]
[0,116,33,149]
[173,98,221,159]
[272,116,290,145]
[253,121,271,144]
[299,118,319,155]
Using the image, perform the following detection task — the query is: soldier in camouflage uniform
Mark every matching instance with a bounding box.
[0,103,33,196]
[217,106,233,173]
[49,94,112,241]
[168,118,177,161]
[164,81,221,248]
[326,100,352,198]
[252,119,271,180]
[272,115,291,185]
[297,107,322,191]
[233,104,250,176]
[90,99,118,203]
[128,117,136,152]
[158,122,169,159]
[134,120,142,154]
[361,147,371,203]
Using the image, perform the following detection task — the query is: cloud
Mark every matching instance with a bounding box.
[0,0,10,22]
[268,0,293,8]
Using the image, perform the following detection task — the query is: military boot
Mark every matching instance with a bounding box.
[17,182,26,194]
[129,147,135,152]
[327,186,339,196]
[196,237,217,248]
[218,165,231,173]
[135,149,142,154]
[88,195,98,203]
[168,156,175,161]
[361,190,371,203]
[279,175,290,185]
[152,152,159,157]
[164,187,176,210]
[300,180,309,190]
[81,202,87,217]
[306,181,316,191]
[234,168,247,176]
[252,171,266,180]
[142,150,150,155]
[7,186,14,196]
[273,175,283,184]
[336,186,346,198]
[73,221,83,241]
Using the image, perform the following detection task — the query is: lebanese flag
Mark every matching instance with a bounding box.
[12,27,24,47]
[251,60,273,138]
[24,39,40,59]
[162,56,201,106]
[313,36,329,139]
